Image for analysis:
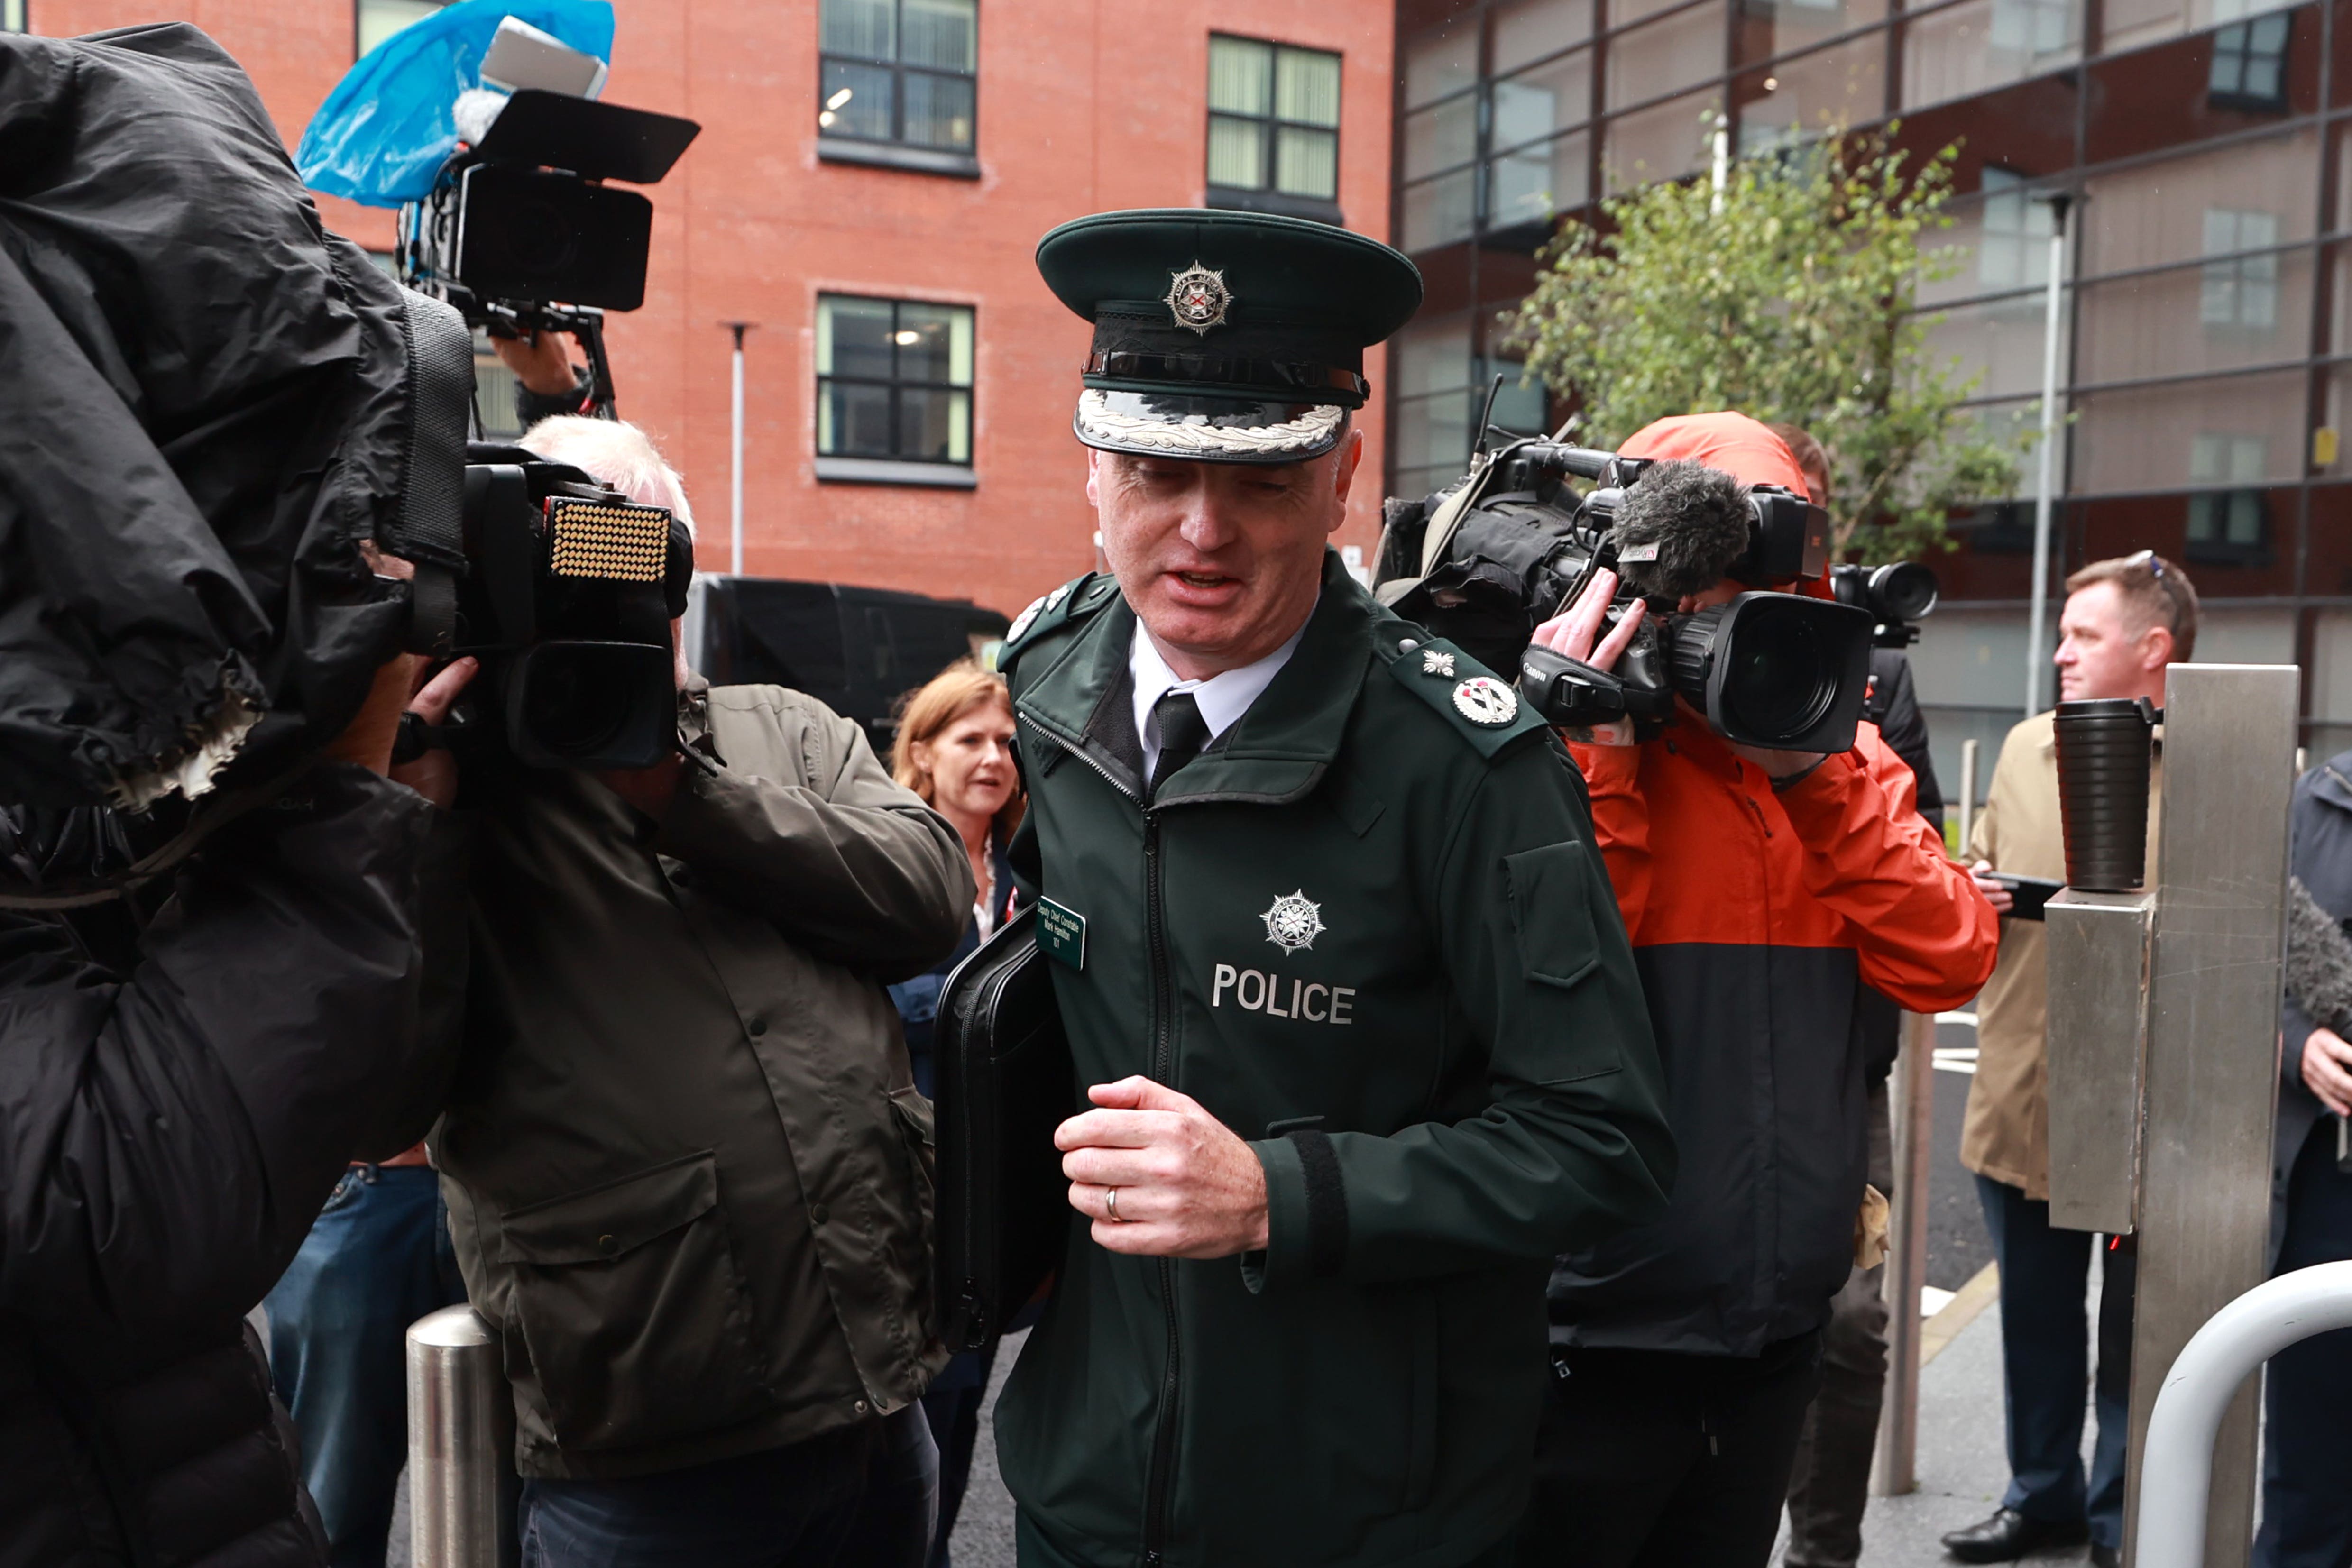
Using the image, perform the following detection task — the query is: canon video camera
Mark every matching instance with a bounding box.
[1376,438,1910,755]
[396,447,694,773]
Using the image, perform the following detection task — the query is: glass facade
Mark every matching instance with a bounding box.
[1392,0,2352,772]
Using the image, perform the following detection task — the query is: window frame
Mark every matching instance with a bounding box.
[354,0,448,61]
[2199,208,2282,330]
[3,0,27,34]
[816,0,980,169]
[2207,12,2290,112]
[814,293,976,473]
[1204,33,1346,223]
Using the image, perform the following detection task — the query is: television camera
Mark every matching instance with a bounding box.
[1378,436,1935,754]
[390,53,702,773]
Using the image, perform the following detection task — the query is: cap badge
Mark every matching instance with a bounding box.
[1453,676,1520,727]
[1166,262,1233,336]
[1260,890,1325,954]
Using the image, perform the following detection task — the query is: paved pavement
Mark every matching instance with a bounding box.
[945,1260,2116,1568]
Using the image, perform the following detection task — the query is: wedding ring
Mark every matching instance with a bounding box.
[1105,1186,1124,1223]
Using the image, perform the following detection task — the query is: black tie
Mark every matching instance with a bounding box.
[1150,690,1211,798]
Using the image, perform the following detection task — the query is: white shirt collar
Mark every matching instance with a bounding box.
[1129,607,1313,782]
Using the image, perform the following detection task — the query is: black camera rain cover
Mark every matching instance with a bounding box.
[0,24,463,812]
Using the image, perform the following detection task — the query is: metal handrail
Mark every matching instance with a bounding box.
[2135,1261,2352,1568]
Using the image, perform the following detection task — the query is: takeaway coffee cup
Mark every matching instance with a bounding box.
[2053,697,2159,892]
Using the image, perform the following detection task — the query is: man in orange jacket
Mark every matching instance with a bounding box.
[1514,413,1999,1568]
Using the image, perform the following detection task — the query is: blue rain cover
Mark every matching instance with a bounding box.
[295,0,615,208]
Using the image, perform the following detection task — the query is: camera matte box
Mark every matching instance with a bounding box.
[455,165,652,311]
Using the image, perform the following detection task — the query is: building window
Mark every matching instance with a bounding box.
[2187,432,2269,562]
[357,0,447,58]
[2209,13,2290,111]
[3,0,26,33]
[2201,208,2279,328]
[1988,0,2072,55]
[818,0,977,153]
[1206,36,1342,217]
[816,295,974,467]
[1977,168,2053,291]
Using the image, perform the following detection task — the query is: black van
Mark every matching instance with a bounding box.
[688,576,1011,753]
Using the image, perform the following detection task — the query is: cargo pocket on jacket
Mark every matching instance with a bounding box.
[887,1085,939,1334]
[1503,841,1603,990]
[496,1151,772,1453]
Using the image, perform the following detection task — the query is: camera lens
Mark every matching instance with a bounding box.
[1720,601,1838,743]
[1872,562,1939,623]
[504,198,580,280]
[522,646,631,758]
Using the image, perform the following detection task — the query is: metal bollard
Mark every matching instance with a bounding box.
[407,1306,513,1568]
[2134,1261,2352,1568]
[1871,1009,1935,1496]
[1957,736,1979,858]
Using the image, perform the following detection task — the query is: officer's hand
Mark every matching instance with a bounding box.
[1057,1076,1270,1259]
[389,657,479,809]
[1531,570,1643,745]
[1969,858,2014,914]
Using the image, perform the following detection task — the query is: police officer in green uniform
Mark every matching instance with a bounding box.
[991,209,1676,1568]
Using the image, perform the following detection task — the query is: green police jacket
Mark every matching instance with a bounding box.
[993,552,1674,1568]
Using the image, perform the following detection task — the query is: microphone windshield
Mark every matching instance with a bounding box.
[1612,459,1750,599]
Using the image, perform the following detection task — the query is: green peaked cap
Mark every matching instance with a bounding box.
[1035,208,1422,465]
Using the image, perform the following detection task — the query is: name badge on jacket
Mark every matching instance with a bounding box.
[1038,898,1087,971]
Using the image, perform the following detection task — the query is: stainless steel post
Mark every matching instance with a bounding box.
[408,1306,512,1568]
[1958,736,1980,856]
[1871,1009,1935,1496]
[2045,888,2153,1236]
[2120,664,2297,1568]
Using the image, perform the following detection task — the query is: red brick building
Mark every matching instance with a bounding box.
[19,0,1396,622]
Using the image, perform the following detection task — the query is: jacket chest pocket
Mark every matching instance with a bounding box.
[496,1151,773,1452]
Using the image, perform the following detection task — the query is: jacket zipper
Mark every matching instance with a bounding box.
[1142,809,1181,1567]
[1025,720,1181,1564]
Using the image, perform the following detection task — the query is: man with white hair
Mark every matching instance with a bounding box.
[387,415,972,1568]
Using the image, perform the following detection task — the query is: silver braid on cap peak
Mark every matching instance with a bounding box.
[1076,389,1345,457]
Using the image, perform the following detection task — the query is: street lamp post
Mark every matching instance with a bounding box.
[723,321,753,577]
[2025,193,2075,718]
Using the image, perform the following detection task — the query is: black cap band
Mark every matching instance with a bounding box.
[1084,350,1369,403]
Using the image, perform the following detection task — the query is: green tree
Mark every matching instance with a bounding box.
[1504,128,2027,564]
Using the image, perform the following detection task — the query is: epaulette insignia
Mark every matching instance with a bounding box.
[1379,632,1547,759]
[1001,573,1120,671]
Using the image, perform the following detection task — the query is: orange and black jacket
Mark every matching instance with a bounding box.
[1550,716,1998,1357]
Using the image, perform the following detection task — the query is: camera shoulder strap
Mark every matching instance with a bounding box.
[390,288,475,657]
[1371,453,1504,609]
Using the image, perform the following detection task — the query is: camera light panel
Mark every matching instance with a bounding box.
[544,497,671,584]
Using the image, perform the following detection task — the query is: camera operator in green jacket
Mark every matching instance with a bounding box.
[993,210,1675,1568]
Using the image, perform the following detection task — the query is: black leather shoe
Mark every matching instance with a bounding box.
[1939,1508,2091,1561]
[2090,1546,2121,1567]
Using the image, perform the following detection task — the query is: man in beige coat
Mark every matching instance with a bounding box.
[1940,551,2196,1568]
